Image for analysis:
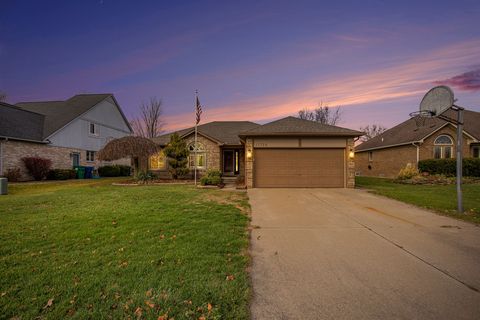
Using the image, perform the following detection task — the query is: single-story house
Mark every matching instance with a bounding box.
[0,94,132,180]
[152,116,362,188]
[355,109,480,178]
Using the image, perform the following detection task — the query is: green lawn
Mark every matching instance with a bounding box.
[0,178,250,319]
[356,176,480,224]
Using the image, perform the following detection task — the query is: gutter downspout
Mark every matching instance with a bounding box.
[412,141,421,167]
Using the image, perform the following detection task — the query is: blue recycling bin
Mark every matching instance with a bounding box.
[84,166,94,179]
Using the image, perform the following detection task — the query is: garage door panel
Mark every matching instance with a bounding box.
[254,149,344,188]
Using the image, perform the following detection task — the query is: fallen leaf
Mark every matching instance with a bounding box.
[120,261,128,268]
[207,303,212,312]
[199,316,206,320]
[226,275,235,281]
[114,293,121,300]
[158,315,168,320]
[66,308,76,316]
[159,235,165,239]
[1,292,6,297]
[146,288,153,297]
[145,300,155,309]
[171,235,176,240]
[43,298,54,309]
[134,306,143,318]
[112,221,117,225]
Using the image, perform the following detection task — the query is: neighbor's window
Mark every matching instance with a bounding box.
[368,151,373,162]
[188,142,206,169]
[89,122,97,135]
[149,150,166,170]
[86,150,95,162]
[433,135,453,159]
[473,146,480,158]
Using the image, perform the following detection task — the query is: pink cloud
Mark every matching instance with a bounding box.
[434,68,480,91]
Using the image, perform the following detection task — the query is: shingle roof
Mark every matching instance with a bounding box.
[0,102,46,142]
[152,121,260,146]
[356,109,480,152]
[239,116,363,137]
[16,94,112,138]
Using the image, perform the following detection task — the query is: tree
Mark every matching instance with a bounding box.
[297,102,342,125]
[163,133,189,179]
[130,97,164,138]
[0,92,6,102]
[359,124,387,142]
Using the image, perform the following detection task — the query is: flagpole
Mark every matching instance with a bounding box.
[194,90,198,186]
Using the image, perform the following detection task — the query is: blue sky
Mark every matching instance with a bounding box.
[1,0,479,130]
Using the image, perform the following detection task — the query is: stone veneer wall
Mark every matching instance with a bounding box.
[0,139,130,181]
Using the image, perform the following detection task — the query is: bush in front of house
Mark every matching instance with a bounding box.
[98,165,131,177]
[418,158,480,177]
[47,169,77,180]
[200,169,222,186]
[135,171,154,184]
[21,157,52,181]
[396,163,419,180]
[3,168,22,182]
[163,133,189,179]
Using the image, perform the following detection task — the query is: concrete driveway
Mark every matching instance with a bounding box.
[248,188,480,320]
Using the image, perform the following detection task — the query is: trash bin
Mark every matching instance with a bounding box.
[84,166,94,179]
[0,178,7,195]
[74,166,86,179]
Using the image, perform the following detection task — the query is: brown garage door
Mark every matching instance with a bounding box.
[254,148,345,188]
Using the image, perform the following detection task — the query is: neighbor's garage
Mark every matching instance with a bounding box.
[254,148,345,187]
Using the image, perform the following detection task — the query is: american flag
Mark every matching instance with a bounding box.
[196,95,202,125]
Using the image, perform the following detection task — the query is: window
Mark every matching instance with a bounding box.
[86,150,95,162]
[473,146,480,158]
[89,122,97,135]
[188,142,206,169]
[149,150,166,170]
[368,151,373,162]
[433,135,453,159]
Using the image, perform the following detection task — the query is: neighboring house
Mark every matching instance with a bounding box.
[355,109,480,178]
[152,117,362,188]
[0,94,132,180]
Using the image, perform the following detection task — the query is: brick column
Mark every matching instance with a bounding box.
[347,138,355,188]
[245,138,254,188]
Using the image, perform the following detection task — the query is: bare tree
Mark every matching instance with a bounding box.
[0,92,6,102]
[297,102,342,125]
[130,97,164,138]
[359,124,387,142]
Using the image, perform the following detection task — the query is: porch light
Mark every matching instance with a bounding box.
[348,149,355,159]
[246,150,252,159]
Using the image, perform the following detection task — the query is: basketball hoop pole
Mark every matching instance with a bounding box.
[453,104,464,213]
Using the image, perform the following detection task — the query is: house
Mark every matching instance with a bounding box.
[355,109,480,178]
[152,117,362,188]
[0,94,132,180]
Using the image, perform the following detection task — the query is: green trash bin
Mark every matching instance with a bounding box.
[74,166,86,179]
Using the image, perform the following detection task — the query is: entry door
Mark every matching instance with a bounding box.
[223,150,234,173]
[72,153,80,167]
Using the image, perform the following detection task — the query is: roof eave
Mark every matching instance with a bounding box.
[239,132,363,138]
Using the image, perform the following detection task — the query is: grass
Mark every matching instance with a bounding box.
[356,176,480,224]
[0,178,251,319]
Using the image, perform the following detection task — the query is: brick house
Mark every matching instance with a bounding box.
[355,109,480,178]
[151,117,362,188]
[0,94,132,180]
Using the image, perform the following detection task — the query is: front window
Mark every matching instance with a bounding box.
[433,135,453,159]
[89,122,97,135]
[149,150,166,170]
[86,150,95,162]
[188,142,206,169]
[473,146,480,158]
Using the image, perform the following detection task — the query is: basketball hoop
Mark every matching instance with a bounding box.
[409,110,434,128]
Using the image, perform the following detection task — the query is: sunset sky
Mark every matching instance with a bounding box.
[1,0,479,131]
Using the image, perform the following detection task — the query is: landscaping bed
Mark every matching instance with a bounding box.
[0,178,251,319]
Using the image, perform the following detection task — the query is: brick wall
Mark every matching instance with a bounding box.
[346,138,355,188]
[1,139,130,181]
[355,124,475,178]
[245,138,254,188]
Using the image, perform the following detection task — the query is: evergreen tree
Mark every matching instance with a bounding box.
[163,133,189,179]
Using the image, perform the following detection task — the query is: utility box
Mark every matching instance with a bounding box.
[0,178,7,195]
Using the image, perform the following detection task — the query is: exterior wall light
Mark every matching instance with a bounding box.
[246,150,253,159]
[348,150,355,159]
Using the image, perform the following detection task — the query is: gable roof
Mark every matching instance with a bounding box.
[16,94,123,139]
[356,109,480,152]
[239,116,363,137]
[0,101,46,142]
[153,121,260,146]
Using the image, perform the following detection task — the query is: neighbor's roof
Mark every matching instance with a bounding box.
[152,121,260,146]
[356,109,480,152]
[0,101,46,142]
[16,94,116,138]
[239,116,363,137]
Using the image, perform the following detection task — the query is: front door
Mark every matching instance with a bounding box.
[223,150,234,174]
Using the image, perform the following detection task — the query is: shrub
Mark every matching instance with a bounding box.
[3,168,22,182]
[98,165,131,177]
[200,169,222,186]
[47,169,77,180]
[397,163,419,180]
[136,171,154,184]
[21,157,52,181]
[163,133,189,179]
[418,158,480,177]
